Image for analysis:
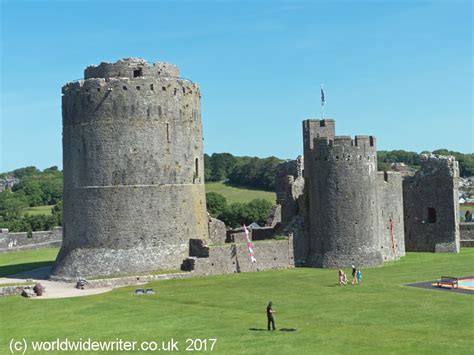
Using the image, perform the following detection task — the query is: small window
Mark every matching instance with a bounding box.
[195,158,199,179]
[166,123,170,143]
[427,207,437,223]
[369,136,374,146]
[384,171,388,182]
[133,68,143,77]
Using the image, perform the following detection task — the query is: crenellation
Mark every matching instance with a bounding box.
[84,58,180,80]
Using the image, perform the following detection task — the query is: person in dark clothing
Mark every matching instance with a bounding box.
[267,301,276,331]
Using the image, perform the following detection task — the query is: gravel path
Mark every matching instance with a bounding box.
[0,266,113,299]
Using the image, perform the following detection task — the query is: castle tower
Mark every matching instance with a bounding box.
[403,154,460,252]
[51,58,209,279]
[304,119,383,267]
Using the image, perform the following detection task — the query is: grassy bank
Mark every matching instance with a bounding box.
[0,248,473,354]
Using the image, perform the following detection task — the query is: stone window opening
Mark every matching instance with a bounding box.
[150,84,154,90]
[194,158,199,183]
[384,171,388,182]
[133,68,143,77]
[136,86,141,90]
[122,86,127,90]
[166,122,171,143]
[369,136,374,146]
[427,207,437,223]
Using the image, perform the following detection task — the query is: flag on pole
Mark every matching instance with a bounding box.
[244,225,257,263]
[320,86,325,106]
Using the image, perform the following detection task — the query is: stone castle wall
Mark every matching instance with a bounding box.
[403,155,460,252]
[459,223,474,247]
[0,228,62,252]
[52,58,209,279]
[185,237,294,276]
[376,172,405,261]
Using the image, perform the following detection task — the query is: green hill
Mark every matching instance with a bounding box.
[205,182,275,204]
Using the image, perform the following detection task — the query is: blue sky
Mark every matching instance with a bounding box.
[1,0,472,171]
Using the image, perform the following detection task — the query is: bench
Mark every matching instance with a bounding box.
[436,276,458,289]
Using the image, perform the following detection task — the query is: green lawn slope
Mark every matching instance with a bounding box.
[0,248,473,354]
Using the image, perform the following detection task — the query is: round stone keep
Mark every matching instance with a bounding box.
[51,58,208,279]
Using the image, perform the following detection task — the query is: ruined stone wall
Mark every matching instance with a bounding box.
[275,156,307,263]
[403,155,460,252]
[0,228,62,252]
[306,134,383,267]
[275,156,304,225]
[460,223,474,247]
[460,223,474,240]
[52,58,209,279]
[188,237,294,276]
[377,172,405,261]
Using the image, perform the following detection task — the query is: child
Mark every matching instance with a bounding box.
[338,269,348,286]
[356,269,362,285]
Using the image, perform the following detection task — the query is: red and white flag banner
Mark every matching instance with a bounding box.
[244,225,257,263]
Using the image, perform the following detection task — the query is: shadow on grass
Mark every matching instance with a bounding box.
[249,328,297,332]
[0,261,54,278]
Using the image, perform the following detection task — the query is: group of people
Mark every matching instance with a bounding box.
[265,265,364,330]
[338,265,362,285]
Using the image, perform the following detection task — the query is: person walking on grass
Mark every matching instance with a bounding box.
[267,301,276,331]
[356,269,362,285]
[352,264,357,284]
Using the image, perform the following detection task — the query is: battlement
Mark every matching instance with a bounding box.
[310,135,377,165]
[312,135,376,150]
[418,154,459,177]
[62,76,198,95]
[303,119,336,152]
[377,171,402,184]
[84,58,180,79]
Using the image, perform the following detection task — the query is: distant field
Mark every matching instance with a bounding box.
[24,205,54,216]
[18,183,274,218]
[205,182,276,204]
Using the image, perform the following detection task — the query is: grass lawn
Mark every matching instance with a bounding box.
[0,248,58,277]
[0,248,473,354]
[205,182,276,204]
[24,205,54,216]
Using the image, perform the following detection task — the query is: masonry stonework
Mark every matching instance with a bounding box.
[52,59,209,279]
[403,155,460,252]
[0,228,62,252]
[377,172,405,261]
[305,127,382,267]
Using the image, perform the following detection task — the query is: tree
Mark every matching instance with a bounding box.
[52,200,63,226]
[218,199,273,228]
[206,192,227,218]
